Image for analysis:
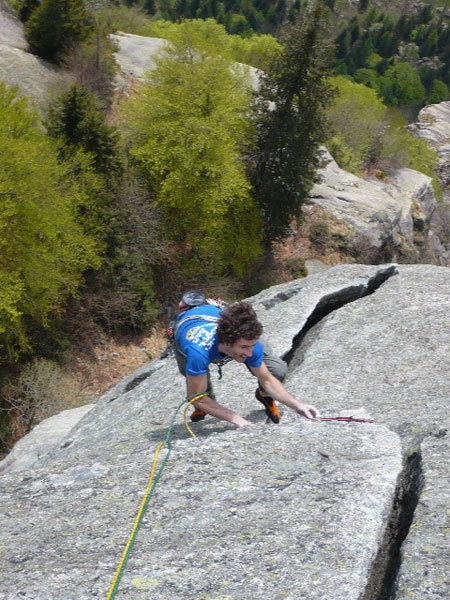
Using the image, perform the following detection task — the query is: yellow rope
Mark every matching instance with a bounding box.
[183,394,206,437]
[106,391,210,599]
[106,441,165,600]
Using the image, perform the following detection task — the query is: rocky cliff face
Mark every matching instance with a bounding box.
[408,101,450,193]
[1,264,448,599]
[309,150,447,265]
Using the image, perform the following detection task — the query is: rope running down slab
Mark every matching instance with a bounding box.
[106,396,374,598]
[105,392,208,600]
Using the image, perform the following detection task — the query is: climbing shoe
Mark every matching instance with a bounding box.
[190,409,206,422]
[255,388,280,424]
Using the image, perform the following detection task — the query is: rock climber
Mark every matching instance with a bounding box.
[173,290,318,428]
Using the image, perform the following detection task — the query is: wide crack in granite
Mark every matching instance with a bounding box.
[283,265,398,364]
[362,450,424,600]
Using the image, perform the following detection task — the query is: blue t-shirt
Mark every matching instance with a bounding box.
[174,304,263,376]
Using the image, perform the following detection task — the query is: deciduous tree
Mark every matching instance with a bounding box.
[0,84,101,362]
[123,20,262,278]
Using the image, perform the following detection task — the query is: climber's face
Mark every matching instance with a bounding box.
[219,338,259,363]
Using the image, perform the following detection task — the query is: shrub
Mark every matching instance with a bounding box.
[285,258,308,279]
[309,221,331,251]
[1,358,85,442]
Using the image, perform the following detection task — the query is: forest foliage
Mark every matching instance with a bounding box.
[122,19,262,278]
[0,83,102,363]
[0,0,445,450]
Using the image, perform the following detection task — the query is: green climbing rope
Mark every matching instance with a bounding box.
[106,392,209,599]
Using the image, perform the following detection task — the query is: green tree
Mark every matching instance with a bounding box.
[123,20,262,278]
[379,61,426,107]
[354,67,380,88]
[0,84,101,362]
[249,4,336,244]
[326,77,439,183]
[46,84,123,177]
[46,84,123,257]
[428,79,449,104]
[46,85,162,332]
[25,0,93,63]
[327,76,386,173]
[144,18,282,70]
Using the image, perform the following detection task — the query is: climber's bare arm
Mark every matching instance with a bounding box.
[186,374,251,428]
[250,363,318,419]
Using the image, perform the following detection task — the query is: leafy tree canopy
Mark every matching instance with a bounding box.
[428,78,449,104]
[0,84,102,362]
[122,20,262,278]
[327,76,439,183]
[379,61,426,106]
[327,75,386,173]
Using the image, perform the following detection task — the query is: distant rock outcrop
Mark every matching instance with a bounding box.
[309,149,448,265]
[0,0,71,111]
[408,101,450,190]
[1,263,448,600]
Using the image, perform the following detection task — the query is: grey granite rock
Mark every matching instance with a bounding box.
[309,151,445,264]
[395,433,449,600]
[0,0,72,112]
[111,32,166,81]
[407,102,450,263]
[1,263,448,600]
[0,0,26,49]
[0,405,95,474]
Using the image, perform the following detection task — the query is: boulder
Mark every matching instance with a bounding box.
[111,32,166,77]
[1,263,448,600]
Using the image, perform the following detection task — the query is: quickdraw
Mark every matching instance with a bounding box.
[310,415,376,423]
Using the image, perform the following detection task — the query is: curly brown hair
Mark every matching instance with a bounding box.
[216,302,263,345]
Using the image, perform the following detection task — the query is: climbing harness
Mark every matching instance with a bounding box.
[105,391,208,600]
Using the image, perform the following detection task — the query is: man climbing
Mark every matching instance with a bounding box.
[173,291,318,428]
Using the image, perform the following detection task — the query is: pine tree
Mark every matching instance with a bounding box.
[249,4,336,244]
[25,0,93,63]
[46,84,122,177]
